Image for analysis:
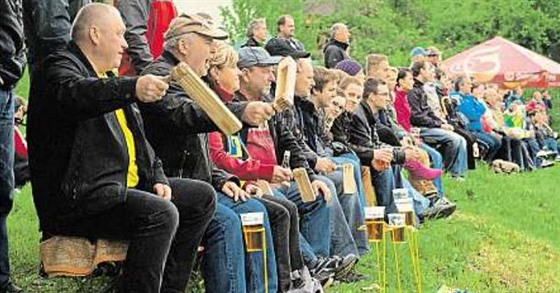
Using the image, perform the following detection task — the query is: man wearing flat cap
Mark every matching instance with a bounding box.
[139,14,281,292]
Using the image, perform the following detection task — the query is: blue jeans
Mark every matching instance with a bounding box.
[201,203,246,293]
[0,88,14,288]
[217,194,278,293]
[420,128,468,177]
[524,138,541,167]
[317,172,367,256]
[545,137,559,154]
[271,186,329,266]
[371,167,396,213]
[332,152,366,209]
[474,131,502,163]
[420,143,444,197]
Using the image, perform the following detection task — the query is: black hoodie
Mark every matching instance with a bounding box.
[323,39,349,69]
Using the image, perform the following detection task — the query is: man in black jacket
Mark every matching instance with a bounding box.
[407,61,468,179]
[27,4,216,292]
[323,23,351,69]
[0,0,26,291]
[347,79,404,213]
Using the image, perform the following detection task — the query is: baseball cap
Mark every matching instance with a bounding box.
[410,47,428,57]
[164,13,228,41]
[237,46,283,69]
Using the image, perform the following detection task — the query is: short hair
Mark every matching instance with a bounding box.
[339,76,364,91]
[313,67,339,92]
[277,15,293,32]
[331,69,350,83]
[162,32,197,53]
[396,68,411,88]
[246,18,266,38]
[71,3,120,41]
[329,23,346,39]
[411,61,427,78]
[454,76,467,92]
[362,78,387,100]
[365,54,388,74]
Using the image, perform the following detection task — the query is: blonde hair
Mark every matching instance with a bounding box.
[206,42,238,86]
[365,54,388,75]
[208,42,238,70]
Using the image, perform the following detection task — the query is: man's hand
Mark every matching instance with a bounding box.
[311,180,332,202]
[314,157,337,174]
[373,148,393,163]
[372,148,393,171]
[222,181,249,202]
[153,183,172,200]
[242,102,276,126]
[441,123,454,131]
[245,184,264,198]
[136,75,169,103]
[271,166,293,183]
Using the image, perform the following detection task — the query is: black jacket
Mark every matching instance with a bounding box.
[347,101,405,166]
[323,39,349,69]
[294,96,334,158]
[23,0,88,66]
[0,0,26,88]
[241,37,262,48]
[407,79,443,128]
[139,51,244,190]
[234,92,317,179]
[27,41,167,231]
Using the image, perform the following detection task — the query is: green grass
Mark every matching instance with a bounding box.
[6,165,560,292]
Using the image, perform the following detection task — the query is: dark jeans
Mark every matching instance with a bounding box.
[50,178,216,293]
[453,127,477,170]
[258,194,304,292]
[0,88,14,289]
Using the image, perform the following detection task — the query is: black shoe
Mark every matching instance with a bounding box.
[422,198,456,220]
[331,254,359,280]
[308,258,336,286]
[0,282,23,293]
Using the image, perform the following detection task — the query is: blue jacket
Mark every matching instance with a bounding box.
[457,93,486,132]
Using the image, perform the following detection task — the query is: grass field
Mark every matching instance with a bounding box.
[8,75,560,292]
[7,165,560,292]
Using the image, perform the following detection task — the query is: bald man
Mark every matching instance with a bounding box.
[27,4,216,292]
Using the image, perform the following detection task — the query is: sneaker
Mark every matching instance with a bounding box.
[290,267,324,293]
[422,198,456,220]
[556,156,560,162]
[308,258,336,286]
[541,159,555,168]
[0,282,23,293]
[331,254,359,280]
[450,175,465,182]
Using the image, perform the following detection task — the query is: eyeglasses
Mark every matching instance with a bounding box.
[332,100,345,111]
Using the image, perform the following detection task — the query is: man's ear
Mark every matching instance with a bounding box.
[240,68,250,83]
[178,39,189,56]
[90,26,101,45]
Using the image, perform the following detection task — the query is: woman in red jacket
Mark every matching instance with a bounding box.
[206,42,327,292]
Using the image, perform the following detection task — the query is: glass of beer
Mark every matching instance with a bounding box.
[388,213,406,243]
[364,206,385,242]
[395,198,415,227]
[392,188,409,201]
[240,212,265,252]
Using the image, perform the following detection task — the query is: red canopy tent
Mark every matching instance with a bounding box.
[442,36,560,88]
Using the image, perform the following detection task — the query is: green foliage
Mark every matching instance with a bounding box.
[221,0,560,67]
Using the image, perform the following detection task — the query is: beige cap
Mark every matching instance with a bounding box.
[164,13,228,41]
